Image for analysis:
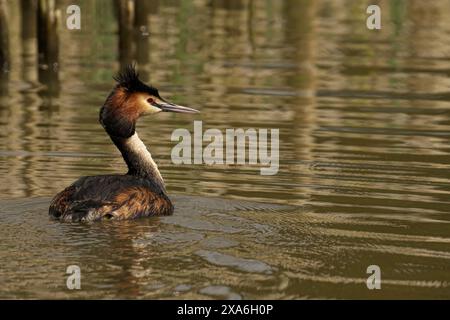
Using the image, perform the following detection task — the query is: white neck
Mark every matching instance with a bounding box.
[115,132,166,192]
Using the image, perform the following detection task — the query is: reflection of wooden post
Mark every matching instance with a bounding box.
[148,0,159,14]
[407,1,440,94]
[211,0,245,10]
[116,0,151,79]
[0,0,9,91]
[134,0,150,71]
[283,0,317,204]
[37,0,59,95]
[116,0,135,68]
[21,0,37,40]
[21,0,38,83]
[284,0,316,91]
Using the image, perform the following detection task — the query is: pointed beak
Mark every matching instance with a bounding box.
[156,100,200,114]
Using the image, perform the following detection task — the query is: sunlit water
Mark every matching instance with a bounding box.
[0,0,450,299]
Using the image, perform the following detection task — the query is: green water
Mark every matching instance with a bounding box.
[0,0,450,299]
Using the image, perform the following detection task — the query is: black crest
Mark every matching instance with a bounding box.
[113,64,160,97]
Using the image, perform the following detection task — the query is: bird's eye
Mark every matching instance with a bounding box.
[147,98,154,104]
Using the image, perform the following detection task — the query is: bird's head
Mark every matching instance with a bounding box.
[100,64,199,138]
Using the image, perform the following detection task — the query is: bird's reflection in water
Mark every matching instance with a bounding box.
[62,217,163,298]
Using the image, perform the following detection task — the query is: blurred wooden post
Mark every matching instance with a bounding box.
[211,0,245,10]
[20,0,38,83]
[283,0,317,198]
[134,0,150,73]
[0,0,10,91]
[37,0,59,95]
[116,0,135,68]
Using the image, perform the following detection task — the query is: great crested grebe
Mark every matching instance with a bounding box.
[49,65,199,222]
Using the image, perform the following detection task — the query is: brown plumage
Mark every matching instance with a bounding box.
[49,65,199,222]
[49,175,173,222]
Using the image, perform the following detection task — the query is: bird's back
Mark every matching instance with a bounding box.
[49,175,173,222]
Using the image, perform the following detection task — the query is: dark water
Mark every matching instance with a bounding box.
[1,0,450,299]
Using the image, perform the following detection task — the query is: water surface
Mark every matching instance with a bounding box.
[0,0,450,299]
